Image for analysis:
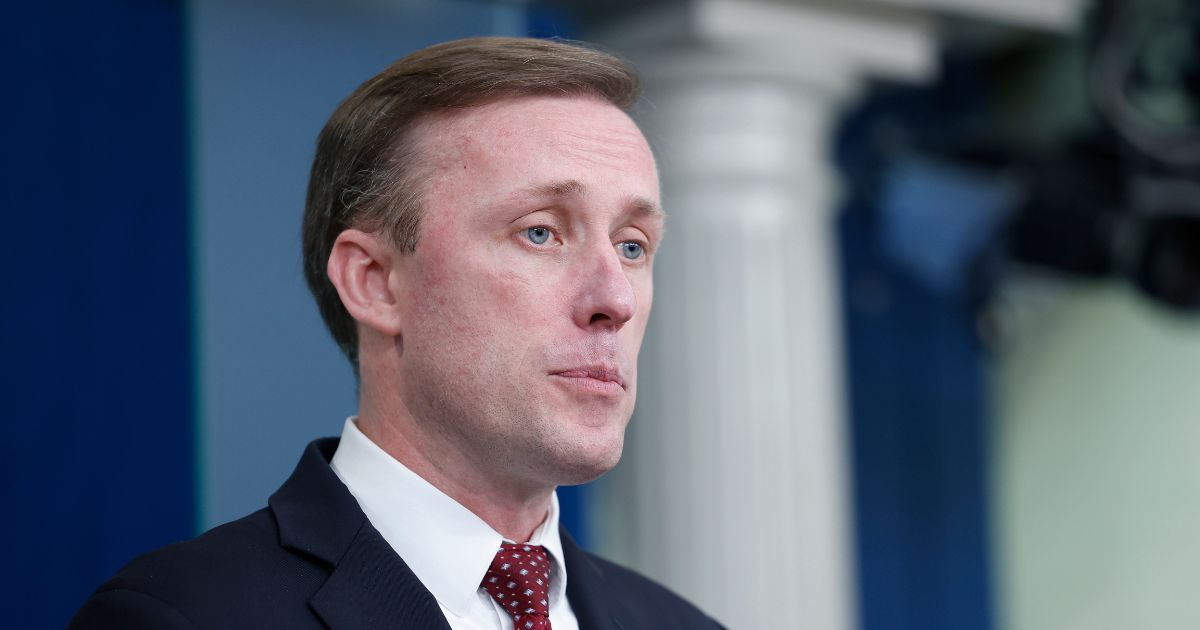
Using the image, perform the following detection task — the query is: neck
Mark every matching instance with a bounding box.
[356,376,554,543]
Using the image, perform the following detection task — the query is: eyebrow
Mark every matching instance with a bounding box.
[522,179,665,219]
[532,179,585,198]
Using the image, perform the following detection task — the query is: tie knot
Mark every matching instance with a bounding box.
[481,543,552,630]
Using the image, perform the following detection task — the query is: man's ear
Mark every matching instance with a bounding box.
[327,229,405,337]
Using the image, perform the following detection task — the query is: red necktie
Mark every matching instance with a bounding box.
[481,543,553,630]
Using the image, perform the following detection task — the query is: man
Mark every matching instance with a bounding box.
[70,37,722,629]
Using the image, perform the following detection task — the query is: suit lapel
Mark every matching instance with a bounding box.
[269,439,451,630]
[309,521,451,630]
[271,440,639,630]
[561,528,632,630]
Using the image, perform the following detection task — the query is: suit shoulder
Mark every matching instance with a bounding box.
[69,587,196,630]
[72,509,328,629]
[581,552,725,629]
[102,508,306,587]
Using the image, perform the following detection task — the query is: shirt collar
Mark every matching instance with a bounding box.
[329,417,569,617]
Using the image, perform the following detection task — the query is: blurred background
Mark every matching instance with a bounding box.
[5,0,1200,628]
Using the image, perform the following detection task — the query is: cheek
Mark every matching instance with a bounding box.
[486,267,564,340]
[639,275,654,316]
[623,279,655,351]
[632,274,654,324]
[418,253,560,347]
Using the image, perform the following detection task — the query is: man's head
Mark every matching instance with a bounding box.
[302,37,643,367]
[302,37,662,488]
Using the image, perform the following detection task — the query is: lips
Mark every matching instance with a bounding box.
[550,365,626,390]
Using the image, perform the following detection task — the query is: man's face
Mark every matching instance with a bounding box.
[392,95,662,488]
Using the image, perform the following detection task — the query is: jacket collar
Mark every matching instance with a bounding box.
[268,438,633,630]
[268,438,451,630]
[560,528,632,630]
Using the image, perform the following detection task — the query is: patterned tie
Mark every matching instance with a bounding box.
[481,543,553,630]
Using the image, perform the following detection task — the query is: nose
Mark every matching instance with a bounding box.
[572,243,636,330]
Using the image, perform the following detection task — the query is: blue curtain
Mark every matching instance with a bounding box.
[1,2,194,628]
[839,206,995,630]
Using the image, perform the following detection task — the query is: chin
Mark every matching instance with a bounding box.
[547,426,626,486]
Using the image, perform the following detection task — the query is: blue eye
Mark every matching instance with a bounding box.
[618,241,644,260]
[526,226,551,245]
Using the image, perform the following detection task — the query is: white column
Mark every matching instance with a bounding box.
[591,2,937,627]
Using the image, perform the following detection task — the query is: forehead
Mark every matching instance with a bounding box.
[413,95,659,209]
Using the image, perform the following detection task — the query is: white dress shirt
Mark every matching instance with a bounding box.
[330,418,581,630]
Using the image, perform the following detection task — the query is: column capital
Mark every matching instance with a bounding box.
[596,0,939,95]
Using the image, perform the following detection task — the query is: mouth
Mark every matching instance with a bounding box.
[550,365,626,395]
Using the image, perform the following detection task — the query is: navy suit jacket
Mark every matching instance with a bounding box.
[69,438,723,629]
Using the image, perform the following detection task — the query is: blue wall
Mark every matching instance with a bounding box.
[840,209,995,630]
[835,69,998,630]
[2,2,193,627]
